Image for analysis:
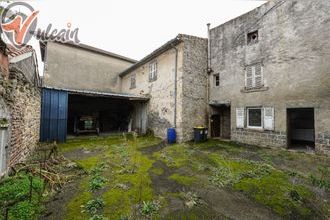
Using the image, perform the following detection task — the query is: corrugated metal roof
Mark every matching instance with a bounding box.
[43,86,149,101]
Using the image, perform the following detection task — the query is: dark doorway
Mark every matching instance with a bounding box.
[210,105,231,139]
[67,94,134,135]
[287,108,315,149]
[211,114,220,137]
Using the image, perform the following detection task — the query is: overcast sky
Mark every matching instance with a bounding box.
[1,0,266,73]
[31,0,266,60]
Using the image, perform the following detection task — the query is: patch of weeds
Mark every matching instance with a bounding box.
[209,167,238,187]
[140,200,160,216]
[309,166,330,191]
[89,175,107,192]
[81,198,105,216]
[179,191,202,209]
[169,173,196,186]
[0,172,45,220]
[90,214,106,220]
[76,156,100,171]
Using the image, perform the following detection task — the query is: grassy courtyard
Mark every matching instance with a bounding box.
[2,135,328,219]
[39,134,329,220]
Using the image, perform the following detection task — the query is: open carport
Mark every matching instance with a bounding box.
[40,87,148,142]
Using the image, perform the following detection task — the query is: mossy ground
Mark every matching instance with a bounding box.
[44,135,329,219]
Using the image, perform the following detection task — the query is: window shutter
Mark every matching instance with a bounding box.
[245,66,253,89]
[263,107,274,130]
[254,63,263,88]
[236,108,245,128]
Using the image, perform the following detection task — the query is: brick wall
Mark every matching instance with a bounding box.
[1,65,41,167]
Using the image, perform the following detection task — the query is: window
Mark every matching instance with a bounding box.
[247,107,262,129]
[214,74,220,87]
[245,63,263,89]
[247,30,258,45]
[130,73,136,89]
[149,60,157,81]
[236,107,275,130]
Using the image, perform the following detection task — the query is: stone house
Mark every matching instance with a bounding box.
[0,41,41,175]
[208,0,330,153]
[120,34,208,142]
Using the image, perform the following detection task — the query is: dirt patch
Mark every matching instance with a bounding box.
[149,160,185,194]
[63,148,104,160]
[41,175,85,220]
[140,141,167,155]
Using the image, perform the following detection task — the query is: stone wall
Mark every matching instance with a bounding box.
[209,0,330,153]
[0,65,41,168]
[181,36,208,141]
[232,129,287,148]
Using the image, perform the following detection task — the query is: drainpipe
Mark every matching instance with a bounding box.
[207,23,212,73]
[206,23,212,131]
[172,46,178,128]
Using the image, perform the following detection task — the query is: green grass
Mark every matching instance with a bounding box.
[0,173,45,220]
[168,174,196,186]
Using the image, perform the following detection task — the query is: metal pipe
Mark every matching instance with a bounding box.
[207,23,211,73]
[172,46,178,128]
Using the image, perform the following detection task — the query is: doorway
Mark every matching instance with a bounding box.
[210,105,231,139]
[287,108,315,149]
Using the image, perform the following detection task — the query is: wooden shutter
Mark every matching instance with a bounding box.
[263,107,274,130]
[254,63,263,88]
[236,108,245,128]
[245,66,253,89]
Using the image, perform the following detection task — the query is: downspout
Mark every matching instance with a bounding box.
[172,46,178,128]
[206,23,212,131]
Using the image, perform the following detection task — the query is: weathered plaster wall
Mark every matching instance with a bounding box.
[43,42,134,93]
[121,36,208,142]
[121,43,184,140]
[181,36,208,141]
[0,65,41,169]
[209,0,330,153]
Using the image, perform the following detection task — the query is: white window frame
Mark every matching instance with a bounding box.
[149,60,157,82]
[246,107,263,129]
[130,73,136,89]
[245,63,263,89]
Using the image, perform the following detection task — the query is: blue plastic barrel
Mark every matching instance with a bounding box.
[167,128,176,144]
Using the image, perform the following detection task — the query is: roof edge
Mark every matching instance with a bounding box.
[119,34,184,77]
[38,38,137,64]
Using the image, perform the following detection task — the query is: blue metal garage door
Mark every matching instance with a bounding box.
[40,88,68,143]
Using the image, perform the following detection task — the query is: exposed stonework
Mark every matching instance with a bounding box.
[181,36,208,141]
[232,129,286,148]
[0,65,41,168]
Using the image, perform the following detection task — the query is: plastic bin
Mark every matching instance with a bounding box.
[194,127,208,143]
[167,127,176,144]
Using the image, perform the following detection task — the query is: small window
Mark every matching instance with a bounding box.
[130,74,136,89]
[245,63,263,89]
[247,30,258,45]
[149,61,157,81]
[247,107,262,129]
[214,74,220,87]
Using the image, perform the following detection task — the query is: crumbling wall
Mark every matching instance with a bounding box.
[0,65,41,167]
